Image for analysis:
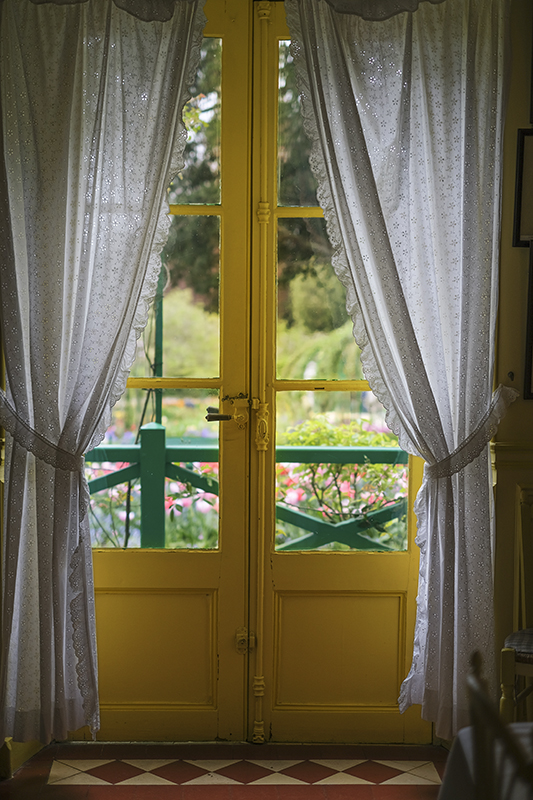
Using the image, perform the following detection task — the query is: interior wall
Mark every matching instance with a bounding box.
[494,0,533,653]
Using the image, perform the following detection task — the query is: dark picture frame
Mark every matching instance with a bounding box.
[525,244,533,399]
[513,129,533,247]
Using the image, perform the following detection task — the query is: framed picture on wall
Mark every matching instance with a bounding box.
[513,129,533,247]
[525,245,533,399]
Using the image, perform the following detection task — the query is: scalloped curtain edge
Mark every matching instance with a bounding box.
[84,0,207,456]
[0,0,197,23]
[285,1,413,453]
[321,0,445,20]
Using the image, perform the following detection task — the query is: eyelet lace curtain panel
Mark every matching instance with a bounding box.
[285,0,517,740]
[0,0,206,743]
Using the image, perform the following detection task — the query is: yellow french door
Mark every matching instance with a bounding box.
[88,0,253,742]
[248,2,429,744]
[83,0,430,744]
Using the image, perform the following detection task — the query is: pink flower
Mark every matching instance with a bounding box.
[195,498,213,514]
[285,488,306,505]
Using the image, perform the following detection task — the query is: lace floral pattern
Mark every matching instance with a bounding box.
[285,0,514,739]
[0,0,206,743]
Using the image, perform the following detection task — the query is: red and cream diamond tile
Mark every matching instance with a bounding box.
[150,760,208,784]
[375,760,442,784]
[118,772,177,785]
[48,761,88,784]
[215,760,276,783]
[45,756,443,786]
[248,772,307,785]
[311,759,367,771]
[183,759,239,772]
[248,759,304,772]
[344,761,404,783]
[85,760,145,784]
[182,772,241,785]
[122,759,177,772]
[278,760,338,783]
[47,759,114,785]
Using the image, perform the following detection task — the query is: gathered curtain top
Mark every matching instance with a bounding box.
[0,0,195,22]
[10,0,447,22]
[322,0,445,18]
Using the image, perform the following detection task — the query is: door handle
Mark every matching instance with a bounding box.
[205,407,233,422]
[205,398,249,429]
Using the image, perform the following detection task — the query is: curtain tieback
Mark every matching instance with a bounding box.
[0,391,83,472]
[425,384,519,480]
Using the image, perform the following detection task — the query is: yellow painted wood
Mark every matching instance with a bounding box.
[274,380,371,392]
[0,739,43,781]
[127,377,221,389]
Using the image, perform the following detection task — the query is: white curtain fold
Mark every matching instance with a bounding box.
[0,0,206,743]
[285,0,516,739]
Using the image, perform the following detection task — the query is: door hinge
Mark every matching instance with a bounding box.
[235,627,256,655]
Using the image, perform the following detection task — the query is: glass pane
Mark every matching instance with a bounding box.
[101,388,219,441]
[133,215,220,379]
[165,465,219,549]
[86,389,220,549]
[168,38,221,205]
[86,473,141,548]
[275,391,408,552]
[278,41,318,207]
[277,218,362,380]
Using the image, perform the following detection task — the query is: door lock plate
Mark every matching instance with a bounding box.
[235,627,256,654]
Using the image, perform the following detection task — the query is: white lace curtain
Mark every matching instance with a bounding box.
[285,0,516,739]
[0,0,205,743]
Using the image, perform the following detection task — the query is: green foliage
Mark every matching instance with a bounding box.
[163,38,221,312]
[170,38,221,205]
[289,258,348,333]
[278,41,318,206]
[277,320,363,382]
[159,287,219,377]
[162,216,220,315]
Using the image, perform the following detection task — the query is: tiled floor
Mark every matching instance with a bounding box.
[0,742,448,799]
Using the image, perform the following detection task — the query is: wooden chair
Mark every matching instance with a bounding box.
[501,633,533,723]
[500,491,533,723]
[469,652,533,800]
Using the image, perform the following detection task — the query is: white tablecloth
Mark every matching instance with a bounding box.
[439,723,533,800]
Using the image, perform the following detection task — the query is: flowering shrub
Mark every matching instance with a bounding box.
[86,462,142,548]
[275,418,408,551]
[86,460,220,549]
[165,463,219,549]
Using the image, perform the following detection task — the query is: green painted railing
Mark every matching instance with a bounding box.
[85,423,408,550]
